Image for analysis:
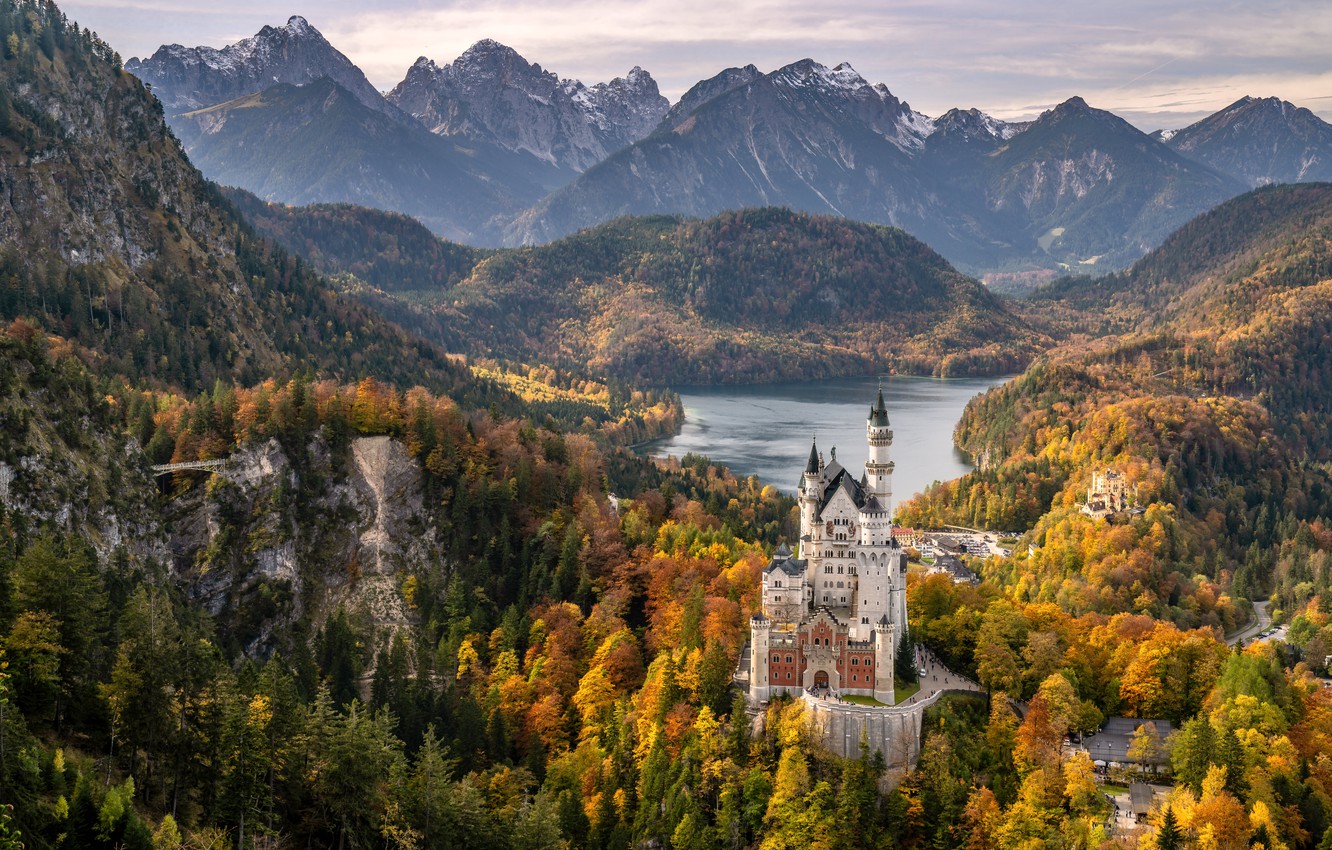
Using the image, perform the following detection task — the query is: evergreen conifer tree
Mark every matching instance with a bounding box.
[895,626,917,685]
[1157,805,1182,850]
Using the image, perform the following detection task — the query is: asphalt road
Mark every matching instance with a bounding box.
[1227,599,1271,646]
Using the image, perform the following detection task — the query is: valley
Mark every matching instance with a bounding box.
[2,2,1332,850]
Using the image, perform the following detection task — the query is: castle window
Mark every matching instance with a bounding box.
[774,580,782,587]
[837,566,843,574]
[824,566,832,574]
[862,617,869,625]
[853,674,858,682]
[841,597,847,603]
[851,658,858,665]
[786,655,793,663]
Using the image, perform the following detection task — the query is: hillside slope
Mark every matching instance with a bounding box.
[899,184,1332,627]
[0,2,478,396]
[1038,183,1332,325]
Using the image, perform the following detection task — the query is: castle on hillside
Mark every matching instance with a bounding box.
[1081,468,1134,519]
[747,389,908,705]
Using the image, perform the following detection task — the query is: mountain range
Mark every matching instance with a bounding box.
[127,17,1332,276]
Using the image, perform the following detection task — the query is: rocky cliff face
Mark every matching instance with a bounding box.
[388,39,668,172]
[1157,96,1332,187]
[126,16,400,119]
[169,435,438,657]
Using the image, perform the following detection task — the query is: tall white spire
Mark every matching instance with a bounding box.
[865,384,894,512]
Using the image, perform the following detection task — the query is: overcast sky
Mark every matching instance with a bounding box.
[61,0,1332,130]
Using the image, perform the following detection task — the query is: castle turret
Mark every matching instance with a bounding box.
[798,438,821,558]
[873,616,895,704]
[866,387,894,513]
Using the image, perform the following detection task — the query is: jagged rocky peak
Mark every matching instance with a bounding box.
[772,57,868,91]
[127,15,397,118]
[574,66,669,142]
[387,40,667,171]
[265,15,312,36]
[659,64,762,131]
[929,107,1026,144]
[1043,96,1103,122]
[767,58,935,151]
[453,37,544,81]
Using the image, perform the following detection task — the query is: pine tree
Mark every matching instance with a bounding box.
[1157,805,1182,850]
[896,625,917,685]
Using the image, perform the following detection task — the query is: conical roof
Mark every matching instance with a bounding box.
[871,387,889,427]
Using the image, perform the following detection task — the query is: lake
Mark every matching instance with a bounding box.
[642,375,1011,501]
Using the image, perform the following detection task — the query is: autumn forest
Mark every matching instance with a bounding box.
[3,3,1332,850]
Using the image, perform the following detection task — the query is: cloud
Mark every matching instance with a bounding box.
[60,0,1332,129]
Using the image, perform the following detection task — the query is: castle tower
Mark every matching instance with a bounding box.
[798,438,821,559]
[854,551,892,641]
[750,612,772,703]
[866,387,894,514]
[873,617,896,704]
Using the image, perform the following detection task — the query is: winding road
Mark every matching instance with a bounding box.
[1226,600,1271,647]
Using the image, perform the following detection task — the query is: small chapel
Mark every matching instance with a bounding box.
[747,389,909,705]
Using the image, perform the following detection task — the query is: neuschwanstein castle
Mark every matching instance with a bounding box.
[747,389,909,705]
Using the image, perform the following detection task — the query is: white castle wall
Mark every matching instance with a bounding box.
[800,690,948,787]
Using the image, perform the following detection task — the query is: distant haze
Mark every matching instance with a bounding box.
[64,0,1332,130]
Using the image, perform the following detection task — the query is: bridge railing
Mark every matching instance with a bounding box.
[150,460,225,476]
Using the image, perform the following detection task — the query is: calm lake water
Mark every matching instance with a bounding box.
[642,375,1011,500]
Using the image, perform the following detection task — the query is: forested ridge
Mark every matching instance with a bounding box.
[879,182,1332,849]
[236,203,1045,384]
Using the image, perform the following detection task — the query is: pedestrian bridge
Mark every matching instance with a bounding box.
[150,460,225,476]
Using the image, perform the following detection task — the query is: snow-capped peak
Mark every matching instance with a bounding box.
[894,109,936,150]
[127,14,397,118]
[827,62,869,90]
[929,107,1024,143]
[460,38,519,60]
